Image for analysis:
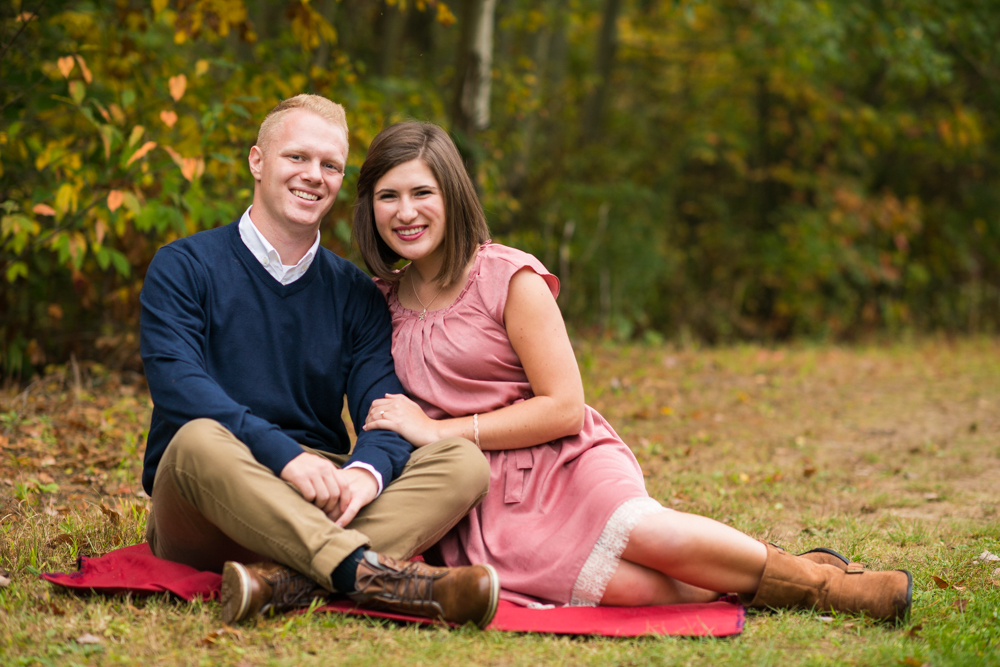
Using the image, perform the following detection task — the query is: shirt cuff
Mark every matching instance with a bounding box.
[343,461,384,497]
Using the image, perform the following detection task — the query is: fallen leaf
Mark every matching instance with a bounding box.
[168,74,187,101]
[923,492,939,501]
[76,633,102,645]
[47,533,74,548]
[818,615,834,622]
[160,110,178,128]
[803,465,817,478]
[906,623,923,639]
[99,503,122,524]
[978,550,999,563]
[932,575,950,589]
[57,56,75,78]
[843,622,855,629]
[39,455,56,467]
[41,600,65,616]
[899,658,923,667]
[202,626,243,644]
[952,599,967,612]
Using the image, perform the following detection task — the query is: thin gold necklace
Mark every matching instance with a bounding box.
[409,271,445,320]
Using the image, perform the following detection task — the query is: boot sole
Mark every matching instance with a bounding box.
[221,561,253,625]
[476,564,501,630]
[897,569,913,622]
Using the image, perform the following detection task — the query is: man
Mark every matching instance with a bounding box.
[139,94,498,627]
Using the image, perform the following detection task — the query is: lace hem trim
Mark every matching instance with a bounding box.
[568,497,666,606]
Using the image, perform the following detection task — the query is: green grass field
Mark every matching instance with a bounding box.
[2,339,998,665]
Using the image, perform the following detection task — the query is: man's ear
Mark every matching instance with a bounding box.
[248,145,263,181]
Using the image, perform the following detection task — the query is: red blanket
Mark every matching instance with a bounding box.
[42,544,744,637]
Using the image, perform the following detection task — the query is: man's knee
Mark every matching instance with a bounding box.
[416,437,489,505]
[164,418,241,471]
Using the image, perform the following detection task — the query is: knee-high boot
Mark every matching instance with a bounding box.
[740,543,912,622]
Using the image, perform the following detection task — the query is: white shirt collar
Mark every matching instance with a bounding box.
[238,206,321,285]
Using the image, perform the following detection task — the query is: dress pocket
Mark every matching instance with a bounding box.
[503,448,535,504]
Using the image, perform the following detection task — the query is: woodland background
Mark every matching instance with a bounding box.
[3,0,1000,377]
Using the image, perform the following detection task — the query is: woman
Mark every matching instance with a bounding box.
[353,121,911,620]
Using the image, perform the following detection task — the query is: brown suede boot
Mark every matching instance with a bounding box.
[770,543,852,570]
[741,544,912,622]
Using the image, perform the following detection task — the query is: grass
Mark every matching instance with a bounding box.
[1,338,999,665]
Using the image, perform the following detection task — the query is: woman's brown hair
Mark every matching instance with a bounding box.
[353,122,490,285]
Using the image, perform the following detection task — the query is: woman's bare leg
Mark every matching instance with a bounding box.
[619,508,767,594]
[601,558,720,606]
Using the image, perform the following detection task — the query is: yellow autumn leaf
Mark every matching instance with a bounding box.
[69,80,85,104]
[152,0,169,13]
[55,183,78,216]
[57,56,75,78]
[33,203,57,216]
[126,141,157,167]
[436,2,457,27]
[168,74,187,102]
[106,191,124,213]
[195,60,209,77]
[127,125,145,148]
[109,103,126,124]
[160,110,178,128]
[74,55,93,83]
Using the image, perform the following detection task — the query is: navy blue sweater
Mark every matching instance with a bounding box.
[139,221,412,495]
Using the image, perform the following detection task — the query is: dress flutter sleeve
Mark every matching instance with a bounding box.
[474,244,560,324]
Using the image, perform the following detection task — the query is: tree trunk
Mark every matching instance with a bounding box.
[451,0,498,137]
[580,0,621,141]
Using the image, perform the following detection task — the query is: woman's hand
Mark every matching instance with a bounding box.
[363,393,442,447]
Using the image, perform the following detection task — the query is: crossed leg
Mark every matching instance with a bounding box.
[600,508,767,606]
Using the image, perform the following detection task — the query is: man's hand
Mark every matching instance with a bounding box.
[280,453,379,527]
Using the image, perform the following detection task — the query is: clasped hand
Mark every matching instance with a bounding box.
[363,393,440,447]
[280,453,378,527]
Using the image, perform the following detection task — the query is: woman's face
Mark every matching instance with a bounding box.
[373,158,447,267]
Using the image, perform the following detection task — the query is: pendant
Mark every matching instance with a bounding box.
[419,310,427,321]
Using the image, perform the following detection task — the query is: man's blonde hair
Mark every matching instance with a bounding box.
[256,94,348,152]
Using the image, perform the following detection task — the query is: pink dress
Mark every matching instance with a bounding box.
[375,243,657,606]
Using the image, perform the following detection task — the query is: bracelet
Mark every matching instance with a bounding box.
[473,413,481,449]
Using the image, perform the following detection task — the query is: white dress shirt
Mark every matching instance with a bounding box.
[237,206,384,495]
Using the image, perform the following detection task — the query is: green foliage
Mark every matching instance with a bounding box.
[3,0,1000,375]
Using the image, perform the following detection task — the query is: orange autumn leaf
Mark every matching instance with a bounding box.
[56,56,75,78]
[106,191,124,213]
[168,74,187,102]
[160,110,178,128]
[161,145,184,169]
[125,141,157,167]
[74,55,93,84]
[180,157,205,182]
[33,203,57,216]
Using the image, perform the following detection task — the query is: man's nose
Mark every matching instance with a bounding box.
[301,159,322,181]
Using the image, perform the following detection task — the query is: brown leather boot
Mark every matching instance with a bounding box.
[220,561,326,625]
[770,543,852,570]
[741,544,912,622]
[349,551,500,629]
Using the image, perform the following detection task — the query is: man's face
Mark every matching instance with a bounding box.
[248,109,348,237]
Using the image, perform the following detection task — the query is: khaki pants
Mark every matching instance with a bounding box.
[146,418,489,590]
